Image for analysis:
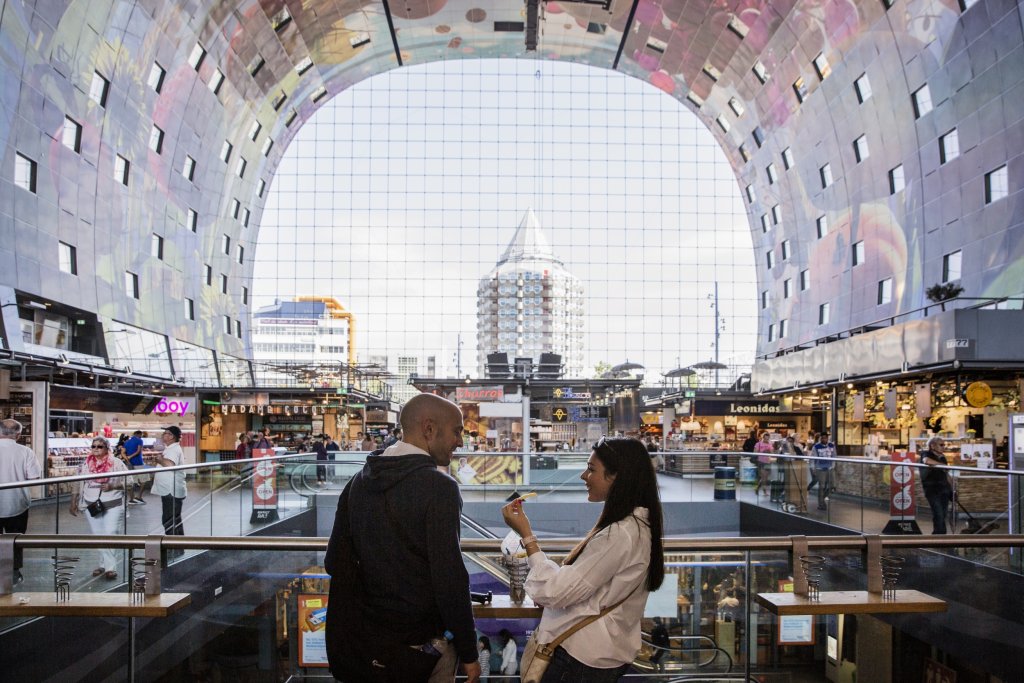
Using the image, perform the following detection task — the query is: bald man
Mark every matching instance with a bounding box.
[326,394,480,683]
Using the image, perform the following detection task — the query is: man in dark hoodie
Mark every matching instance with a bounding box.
[325,393,480,682]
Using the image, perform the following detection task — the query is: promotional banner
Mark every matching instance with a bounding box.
[883,450,921,534]
[250,447,280,523]
[298,594,329,667]
[451,454,522,486]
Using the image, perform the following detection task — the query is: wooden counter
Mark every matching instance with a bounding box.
[0,592,191,618]
[755,590,946,616]
[472,594,543,619]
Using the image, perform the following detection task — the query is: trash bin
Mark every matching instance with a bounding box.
[714,466,737,500]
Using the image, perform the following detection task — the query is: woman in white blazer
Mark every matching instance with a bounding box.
[502,437,665,681]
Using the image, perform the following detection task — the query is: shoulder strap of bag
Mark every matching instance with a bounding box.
[545,578,646,650]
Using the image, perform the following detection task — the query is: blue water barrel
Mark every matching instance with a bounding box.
[714,467,737,500]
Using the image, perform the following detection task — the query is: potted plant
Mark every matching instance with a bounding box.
[925,282,964,306]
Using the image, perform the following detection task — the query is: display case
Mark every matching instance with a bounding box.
[46,438,92,495]
[908,436,994,466]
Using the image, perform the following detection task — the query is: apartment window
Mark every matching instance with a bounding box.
[249,55,266,77]
[272,91,287,111]
[149,125,164,153]
[295,56,314,75]
[816,215,828,238]
[727,15,749,39]
[151,233,164,260]
[220,274,228,294]
[739,144,751,162]
[878,278,893,305]
[222,234,231,255]
[114,154,130,185]
[793,77,808,103]
[183,155,196,181]
[766,250,775,269]
[204,264,213,286]
[257,179,267,197]
[853,135,870,163]
[220,141,233,163]
[745,185,756,203]
[760,214,770,233]
[771,204,782,225]
[311,86,328,103]
[852,240,865,266]
[686,92,704,108]
[90,71,109,106]
[249,120,262,141]
[800,269,810,291]
[779,319,788,338]
[766,163,777,185]
[783,279,792,299]
[702,64,721,82]
[58,242,77,275]
[819,163,833,188]
[15,153,37,193]
[752,61,769,83]
[818,303,831,325]
[813,53,831,80]
[125,271,139,299]
[223,316,232,334]
[185,298,195,320]
[242,208,251,228]
[237,244,245,264]
[752,127,765,147]
[231,198,241,219]
[985,165,1008,203]
[235,320,242,338]
[147,63,166,94]
[272,6,293,30]
[728,98,745,117]
[187,208,197,233]
[235,157,247,178]
[242,286,249,306]
[208,69,225,95]
[939,128,960,164]
[889,164,905,194]
[716,115,731,133]
[62,117,82,153]
[261,138,274,157]
[761,291,768,309]
[781,240,791,261]
[912,84,933,118]
[768,323,776,342]
[942,250,962,282]
[854,73,872,103]
[188,43,206,70]
[782,147,794,170]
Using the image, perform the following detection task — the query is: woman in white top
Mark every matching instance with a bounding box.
[502,437,665,681]
[498,628,517,676]
[69,438,128,580]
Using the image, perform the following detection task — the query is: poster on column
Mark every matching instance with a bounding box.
[883,450,922,534]
[298,594,329,667]
[250,447,280,523]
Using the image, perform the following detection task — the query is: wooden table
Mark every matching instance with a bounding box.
[0,592,192,618]
[755,590,946,616]
[472,594,543,619]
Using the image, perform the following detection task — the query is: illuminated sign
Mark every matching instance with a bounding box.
[221,403,326,416]
[153,398,191,416]
[456,386,505,402]
[551,406,568,422]
[552,388,592,400]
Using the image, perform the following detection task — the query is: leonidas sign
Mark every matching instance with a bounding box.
[694,400,784,416]
[456,386,504,402]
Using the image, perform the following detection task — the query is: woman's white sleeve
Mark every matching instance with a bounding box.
[524,524,638,609]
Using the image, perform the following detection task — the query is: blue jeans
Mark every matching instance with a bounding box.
[540,647,630,683]
[924,486,952,534]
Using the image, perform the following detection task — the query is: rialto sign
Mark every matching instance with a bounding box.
[694,400,784,416]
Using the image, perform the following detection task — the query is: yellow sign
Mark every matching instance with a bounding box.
[964,382,992,408]
[552,406,568,422]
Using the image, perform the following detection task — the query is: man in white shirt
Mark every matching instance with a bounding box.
[0,419,40,584]
[152,426,187,536]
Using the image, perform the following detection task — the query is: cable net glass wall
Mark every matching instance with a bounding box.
[254,59,755,394]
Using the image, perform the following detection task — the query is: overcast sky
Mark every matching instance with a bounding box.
[254,58,757,381]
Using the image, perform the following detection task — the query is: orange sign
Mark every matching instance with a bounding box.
[298,594,329,667]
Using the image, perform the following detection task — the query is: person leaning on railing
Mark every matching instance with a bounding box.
[0,419,41,586]
[502,436,666,682]
[69,438,127,580]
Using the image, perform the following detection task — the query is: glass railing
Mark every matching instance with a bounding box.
[2,534,1022,682]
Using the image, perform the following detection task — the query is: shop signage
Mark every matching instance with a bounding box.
[551,406,568,422]
[570,405,606,423]
[944,338,971,349]
[297,594,329,667]
[760,421,796,430]
[250,447,280,524]
[552,387,591,400]
[456,386,504,402]
[694,400,784,416]
[153,398,191,416]
[882,450,922,534]
[964,381,992,408]
[222,404,325,416]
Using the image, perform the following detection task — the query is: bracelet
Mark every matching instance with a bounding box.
[521,535,538,547]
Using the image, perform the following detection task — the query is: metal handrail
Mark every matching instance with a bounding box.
[640,633,733,672]
[7,533,1024,552]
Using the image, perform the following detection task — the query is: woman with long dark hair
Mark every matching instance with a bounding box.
[502,436,665,681]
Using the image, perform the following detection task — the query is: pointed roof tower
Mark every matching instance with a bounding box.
[497,208,562,266]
